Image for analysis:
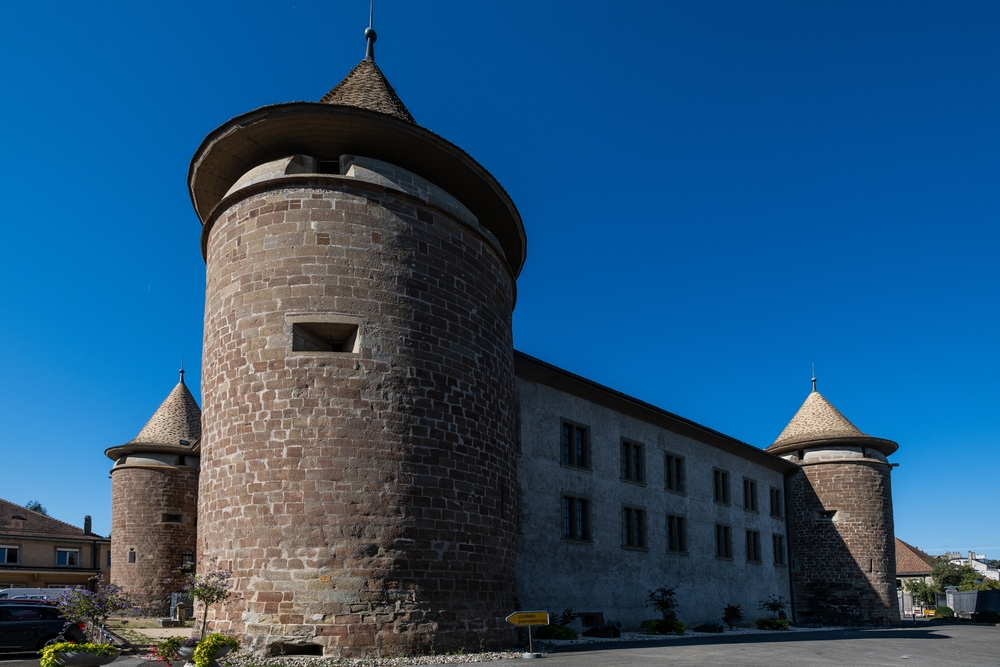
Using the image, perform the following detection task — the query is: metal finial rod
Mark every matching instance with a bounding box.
[365,0,377,60]
[811,363,816,392]
[180,357,186,384]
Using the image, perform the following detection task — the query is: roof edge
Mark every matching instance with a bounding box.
[513,351,796,475]
[766,435,898,458]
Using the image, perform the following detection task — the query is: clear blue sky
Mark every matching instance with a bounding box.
[1,1,997,559]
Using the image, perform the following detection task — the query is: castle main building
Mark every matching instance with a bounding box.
[107,28,900,657]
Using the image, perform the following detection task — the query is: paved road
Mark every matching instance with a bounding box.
[476,625,1000,667]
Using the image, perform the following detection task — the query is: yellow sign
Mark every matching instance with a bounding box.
[506,611,550,627]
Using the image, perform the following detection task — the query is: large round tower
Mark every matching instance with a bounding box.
[767,380,899,627]
[188,29,524,657]
[106,372,201,615]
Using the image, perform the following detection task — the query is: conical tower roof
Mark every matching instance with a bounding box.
[319,57,416,124]
[767,385,897,456]
[105,373,201,460]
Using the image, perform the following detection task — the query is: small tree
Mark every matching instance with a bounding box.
[55,575,141,642]
[758,594,786,619]
[647,587,678,619]
[25,500,48,516]
[176,558,234,639]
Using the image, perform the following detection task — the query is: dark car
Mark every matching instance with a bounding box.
[0,604,86,652]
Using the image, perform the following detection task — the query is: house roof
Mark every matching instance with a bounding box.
[319,57,416,124]
[896,537,934,576]
[766,388,898,457]
[0,498,96,539]
[105,374,201,460]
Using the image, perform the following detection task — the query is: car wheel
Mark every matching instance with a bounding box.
[37,635,59,650]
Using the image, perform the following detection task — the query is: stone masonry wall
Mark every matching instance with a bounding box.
[110,465,198,614]
[786,461,898,626]
[199,179,518,657]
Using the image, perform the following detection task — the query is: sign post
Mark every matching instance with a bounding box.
[506,611,549,659]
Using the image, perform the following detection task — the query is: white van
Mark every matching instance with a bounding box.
[0,587,74,600]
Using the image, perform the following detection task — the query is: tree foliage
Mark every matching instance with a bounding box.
[175,557,234,638]
[25,500,48,515]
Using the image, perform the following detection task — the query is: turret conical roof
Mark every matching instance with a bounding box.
[105,374,201,460]
[318,58,416,124]
[766,387,898,456]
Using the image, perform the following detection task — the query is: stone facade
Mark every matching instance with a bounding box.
[197,175,518,656]
[110,459,199,614]
[785,460,897,625]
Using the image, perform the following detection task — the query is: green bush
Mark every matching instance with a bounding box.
[756,618,791,630]
[934,606,955,619]
[639,619,685,635]
[533,624,577,640]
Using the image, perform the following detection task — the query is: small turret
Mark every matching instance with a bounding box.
[106,371,200,615]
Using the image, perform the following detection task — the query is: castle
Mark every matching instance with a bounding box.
[106,26,900,657]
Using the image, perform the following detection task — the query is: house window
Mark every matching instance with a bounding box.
[162,514,183,524]
[128,548,136,564]
[664,453,685,492]
[620,441,645,483]
[56,549,79,567]
[743,478,758,512]
[770,487,784,518]
[622,507,647,548]
[106,550,111,567]
[746,530,762,562]
[713,469,731,504]
[560,423,589,469]
[773,535,787,565]
[0,546,19,565]
[562,496,590,541]
[666,515,686,553]
[715,524,733,559]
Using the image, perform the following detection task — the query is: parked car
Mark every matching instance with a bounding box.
[0,604,86,652]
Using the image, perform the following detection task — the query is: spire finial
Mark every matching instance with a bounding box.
[365,0,377,61]
[811,363,816,392]
[180,358,186,385]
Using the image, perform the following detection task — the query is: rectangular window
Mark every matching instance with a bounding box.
[620,441,645,483]
[56,549,79,567]
[746,530,762,562]
[560,422,590,469]
[713,469,731,504]
[106,550,111,567]
[0,546,18,565]
[773,535,787,565]
[715,524,733,558]
[770,487,784,518]
[561,496,590,541]
[291,322,359,353]
[664,454,685,492]
[162,514,183,524]
[743,478,758,511]
[622,507,647,548]
[666,515,687,553]
[128,549,136,564]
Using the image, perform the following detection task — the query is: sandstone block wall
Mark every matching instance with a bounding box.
[199,178,518,657]
[110,464,198,614]
[786,461,898,626]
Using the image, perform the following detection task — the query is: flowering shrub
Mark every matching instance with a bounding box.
[174,557,234,638]
[723,604,743,620]
[54,575,143,643]
[38,642,118,667]
[192,633,239,667]
[151,636,199,664]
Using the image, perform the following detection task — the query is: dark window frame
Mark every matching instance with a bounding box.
[713,469,731,505]
[769,487,784,518]
[664,453,685,493]
[715,524,733,559]
[562,495,591,542]
[0,544,20,565]
[743,478,759,512]
[55,548,80,567]
[622,506,648,549]
[666,514,687,553]
[773,535,787,565]
[560,421,591,470]
[620,440,645,484]
[745,530,762,562]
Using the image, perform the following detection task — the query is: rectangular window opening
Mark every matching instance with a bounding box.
[664,454,685,493]
[128,549,136,564]
[561,496,590,541]
[743,478,758,511]
[770,487,784,518]
[0,546,19,565]
[667,515,686,553]
[162,514,183,524]
[622,507,647,548]
[560,423,590,469]
[292,322,359,353]
[715,524,733,559]
[773,535,786,565]
[746,530,762,562]
[56,549,79,567]
[713,469,731,504]
[620,441,645,483]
